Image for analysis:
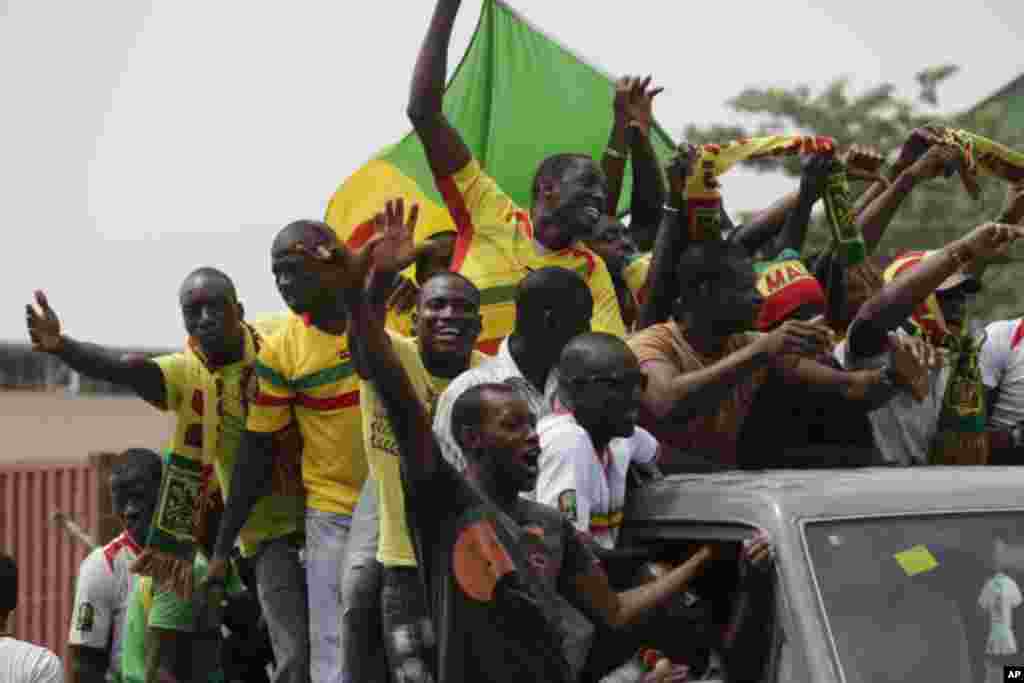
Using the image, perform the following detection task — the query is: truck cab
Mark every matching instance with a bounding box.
[619,467,1024,682]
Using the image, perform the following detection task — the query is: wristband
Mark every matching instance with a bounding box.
[662,203,681,214]
[605,146,627,160]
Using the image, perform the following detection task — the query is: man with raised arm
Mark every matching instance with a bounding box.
[839,221,1024,465]
[407,0,626,354]
[327,198,772,683]
[25,272,307,683]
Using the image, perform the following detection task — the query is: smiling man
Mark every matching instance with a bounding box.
[350,267,486,683]
[406,0,626,353]
[337,199,724,683]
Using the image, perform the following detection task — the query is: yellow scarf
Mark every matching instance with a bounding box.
[684,135,837,241]
[934,127,1024,199]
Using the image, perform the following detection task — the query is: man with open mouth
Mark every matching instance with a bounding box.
[339,198,734,683]
[406,0,627,354]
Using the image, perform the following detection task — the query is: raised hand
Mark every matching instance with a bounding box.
[1000,181,1024,226]
[799,152,835,200]
[615,75,664,137]
[26,290,63,353]
[888,333,937,402]
[956,222,1024,263]
[369,198,422,276]
[841,144,888,185]
[906,142,962,181]
[666,143,700,197]
[893,126,945,174]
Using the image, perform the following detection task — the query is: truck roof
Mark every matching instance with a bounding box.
[629,467,1024,527]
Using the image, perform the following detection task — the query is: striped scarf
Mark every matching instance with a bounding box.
[929,317,989,466]
[684,135,837,242]
[933,127,1024,199]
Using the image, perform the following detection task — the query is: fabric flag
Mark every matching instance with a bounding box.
[324,0,678,250]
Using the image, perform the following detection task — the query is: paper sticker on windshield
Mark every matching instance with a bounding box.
[894,545,939,576]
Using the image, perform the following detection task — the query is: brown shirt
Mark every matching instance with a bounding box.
[628,322,767,467]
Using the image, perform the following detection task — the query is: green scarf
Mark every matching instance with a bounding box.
[929,316,989,466]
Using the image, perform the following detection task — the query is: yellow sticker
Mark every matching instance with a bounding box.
[894,545,939,576]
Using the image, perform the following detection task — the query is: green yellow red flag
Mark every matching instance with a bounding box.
[324,0,678,248]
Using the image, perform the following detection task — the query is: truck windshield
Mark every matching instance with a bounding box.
[805,511,1024,683]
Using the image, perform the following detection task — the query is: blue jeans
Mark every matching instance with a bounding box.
[305,508,351,683]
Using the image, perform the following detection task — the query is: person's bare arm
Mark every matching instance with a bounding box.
[208,430,275,570]
[601,76,633,216]
[641,320,833,422]
[971,182,1024,279]
[728,191,800,257]
[857,134,955,252]
[625,77,666,250]
[758,154,830,260]
[26,290,167,407]
[849,222,1024,358]
[406,0,472,178]
[636,145,695,329]
[344,201,442,486]
[576,546,715,629]
[67,646,110,683]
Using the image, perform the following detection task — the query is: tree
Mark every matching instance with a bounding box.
[684,66,1024,324]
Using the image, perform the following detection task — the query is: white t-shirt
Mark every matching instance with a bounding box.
[67,532,139,672]
[980,318,1024,430]
[433,337,559,472]
[535,412,659,549]
[835,330,950,466]
[0,637,63,683]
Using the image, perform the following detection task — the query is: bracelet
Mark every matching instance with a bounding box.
[605,146,627,160]
[662,203,681,214]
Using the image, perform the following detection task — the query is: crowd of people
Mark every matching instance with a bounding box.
[6,0,1024,681]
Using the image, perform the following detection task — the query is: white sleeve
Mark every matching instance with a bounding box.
[631,427,659,465]
[432,376,470,473]
[536,424,594,536]
[31,649,65,683]
[980,320,1014,389]
[67,548,115,650]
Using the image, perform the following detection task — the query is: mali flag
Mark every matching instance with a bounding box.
[324,0,678,249]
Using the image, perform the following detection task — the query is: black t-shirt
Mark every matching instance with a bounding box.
[404,459,601,683]
[737,358,881,469]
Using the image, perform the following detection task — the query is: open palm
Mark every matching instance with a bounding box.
[370,198,421,275]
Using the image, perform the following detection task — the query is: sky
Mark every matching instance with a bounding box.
[3,0,1022,347]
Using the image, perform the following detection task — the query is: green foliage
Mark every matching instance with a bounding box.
[684,68,1024,323]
